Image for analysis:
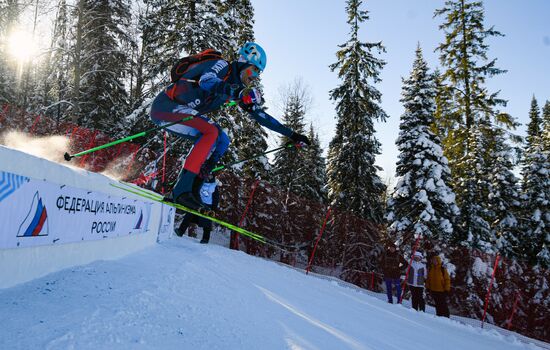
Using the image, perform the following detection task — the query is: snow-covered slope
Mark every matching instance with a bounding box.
[0,236,545,350]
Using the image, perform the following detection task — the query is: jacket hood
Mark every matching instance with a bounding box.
[432,256,442,266]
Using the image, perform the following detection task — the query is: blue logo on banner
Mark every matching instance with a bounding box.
[0,171,30,203]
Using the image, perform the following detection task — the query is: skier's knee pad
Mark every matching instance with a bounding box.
[215,130,230,156]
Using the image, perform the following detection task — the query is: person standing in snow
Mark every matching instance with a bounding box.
[407,251,427,311]
[150,42,310,209]
[426,254,451,317]
[380,243,407,304]
[175,173,219,244]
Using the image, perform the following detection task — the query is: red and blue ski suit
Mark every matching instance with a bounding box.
[150,59,293,175]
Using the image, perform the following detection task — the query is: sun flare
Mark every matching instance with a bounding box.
[7,30,38,62]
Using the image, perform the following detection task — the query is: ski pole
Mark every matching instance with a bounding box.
[211,143,295,173]
[64,116,195,161]
[161,144,295,187]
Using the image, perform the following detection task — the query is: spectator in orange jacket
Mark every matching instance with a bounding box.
[426,255,451,317]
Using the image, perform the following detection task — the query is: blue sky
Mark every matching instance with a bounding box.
[252,0,550,182]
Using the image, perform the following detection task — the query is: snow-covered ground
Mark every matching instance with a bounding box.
[0,235,546,350]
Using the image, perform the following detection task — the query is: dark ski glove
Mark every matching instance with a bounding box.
[289,132,311,146]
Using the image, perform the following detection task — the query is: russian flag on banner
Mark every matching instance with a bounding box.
[17,191,49,237]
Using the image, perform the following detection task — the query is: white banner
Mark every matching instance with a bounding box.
[0,170,152,249]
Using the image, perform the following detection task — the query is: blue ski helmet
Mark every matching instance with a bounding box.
[238,42,267,72]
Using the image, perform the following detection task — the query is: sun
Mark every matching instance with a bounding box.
[7,30,38,62]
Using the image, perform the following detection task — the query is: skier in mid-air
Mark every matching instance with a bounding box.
[150,42,310,209]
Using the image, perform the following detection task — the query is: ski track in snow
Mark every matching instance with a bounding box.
[0,237,545,350]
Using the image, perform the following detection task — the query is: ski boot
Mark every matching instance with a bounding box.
[200,230,211,244]
[175,192,204,211]
[169,169,206,211]
[175,227,185,237]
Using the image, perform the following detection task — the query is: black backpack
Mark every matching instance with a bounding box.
[170,49,224,83]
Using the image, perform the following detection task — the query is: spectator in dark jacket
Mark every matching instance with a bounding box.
[407,251,427,311]
[175,174,219,244]
[381,243,407,304]
[426,255,451,317]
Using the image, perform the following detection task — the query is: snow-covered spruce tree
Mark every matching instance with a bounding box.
[542,100,550,152]
[139,0,229,96]
[300,124,327,203]
[125,7,143,110]
[0,0,20,105]
[41,0,71,123]
[485,125,522,259]
[272,80,309,197]
[511,100,550,341]
[17,0,51,112]
[449,121,496,319]
[183,0,231,53]
[326,0,387,222]
[70,0,133,132]
[269,81,313,262]
[448,116,524,330]
[326,0,387,287]
[520,98,550,268]
[435,0,513,246]
[126,0,231,129]
[121,0,174,140]
[526,96,542,143]
[386,46,458,251]
[0,46,15,105]
[432,69,461,164]
[218,0,253,58]
[453,121,494,250]
[434,0,510,139]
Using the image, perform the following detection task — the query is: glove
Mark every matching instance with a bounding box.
[289,132,311,146]
[239,87,262,105]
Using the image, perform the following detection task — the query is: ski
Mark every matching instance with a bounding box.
[110,181,308,252]
[110,182,268,243]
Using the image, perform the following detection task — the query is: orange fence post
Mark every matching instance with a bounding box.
[231,179,260,250]
[306,207,332,275]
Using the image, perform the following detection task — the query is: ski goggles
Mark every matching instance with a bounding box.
[242,65,261,79]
